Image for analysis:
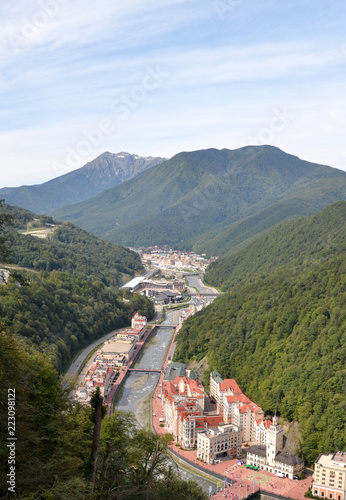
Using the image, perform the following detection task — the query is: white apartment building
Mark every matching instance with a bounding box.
[211,371,264,443]
[197,424,242,464]
[246,417,303,479]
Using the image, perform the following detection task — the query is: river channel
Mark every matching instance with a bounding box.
[115,308,218,494]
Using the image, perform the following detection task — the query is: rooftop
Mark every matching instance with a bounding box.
[211,370,223,384]
[164,362,188,381]
[246,445,267,458]
[316,451,346,468]
[275,451,304,467]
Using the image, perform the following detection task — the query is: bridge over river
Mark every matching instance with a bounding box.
[128,368,162,374]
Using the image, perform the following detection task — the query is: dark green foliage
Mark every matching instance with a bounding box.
[0,199,13,261]
[175,203,346,465]
[7,216,143,286]
[0,271,154,372]
[52,146,346,254]
[0,327,69,496]
[0,327,207,498]
[205,201,346,289]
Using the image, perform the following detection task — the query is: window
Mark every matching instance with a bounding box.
[329,494,332,499]
[321,492,324,497]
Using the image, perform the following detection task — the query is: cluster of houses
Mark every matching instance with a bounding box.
[76,312,147,402]
[178,295,216,326]
[139,248,216,272]
[160,366,304,479]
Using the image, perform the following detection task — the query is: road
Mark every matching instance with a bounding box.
[185,274,220,294]
[62,326,126,387]
[62,274,216,389]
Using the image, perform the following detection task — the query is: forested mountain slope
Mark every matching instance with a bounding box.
[205,201,346,288]
[0,204,153,372]
[0,152,166,214]
[52,146,346,254]
[5,205,143,286]
[174,202,346,464]
[0,202,205,498]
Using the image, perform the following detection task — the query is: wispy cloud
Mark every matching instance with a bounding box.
[0,0,345,186]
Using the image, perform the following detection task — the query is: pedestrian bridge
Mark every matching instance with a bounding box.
[128,368,162,374]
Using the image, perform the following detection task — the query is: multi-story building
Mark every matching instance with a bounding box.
[246,417,303,479]
[162,368,228,448]
[131,311,147,336]
[197,424,242,464]
[162,373,206,440]
[180,413,224,450]
[312,451,346,500]
[210,371,243,415]
[83,363,116,398]
[210,371,264,442]
[97,337,136,362]
[253,419,273,446]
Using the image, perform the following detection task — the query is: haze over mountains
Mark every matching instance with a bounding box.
[52,145,346,255]
[0,152,167,215]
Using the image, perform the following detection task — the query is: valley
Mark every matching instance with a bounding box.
[0,151,345,499]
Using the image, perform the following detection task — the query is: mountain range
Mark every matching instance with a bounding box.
[51,146,346,255]
[0,152,167,215]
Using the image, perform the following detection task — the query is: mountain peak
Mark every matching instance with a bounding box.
[0,152,167,214]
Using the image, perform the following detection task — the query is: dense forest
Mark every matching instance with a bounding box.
[0,204,152,371]
[175,202,346,465]
[0,202,207,498]
[0,271,154,372]
[0,326,207,499]
[5,205,143,286]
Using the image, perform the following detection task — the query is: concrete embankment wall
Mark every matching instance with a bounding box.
[106,326,158,414]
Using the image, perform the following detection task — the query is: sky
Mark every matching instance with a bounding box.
[1,0,346,187]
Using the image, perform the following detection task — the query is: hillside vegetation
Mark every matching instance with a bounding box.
[174,202,346,464]
[0,327,206,498]
[0,271,154,372]
[0,152,166,214]
[0,204,153,371]
[52,146,346,255]
[0,201,206,498]
[205,201,346,288]
[5,205,143,286]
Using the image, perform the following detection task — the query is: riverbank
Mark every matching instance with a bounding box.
[149,300,313,500]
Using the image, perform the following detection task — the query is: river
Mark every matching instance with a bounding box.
[115,302,218,494]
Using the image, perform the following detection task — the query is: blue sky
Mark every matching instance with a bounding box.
[1,0,345,186]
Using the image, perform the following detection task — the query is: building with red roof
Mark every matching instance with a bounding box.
[210,370,265,443]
